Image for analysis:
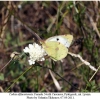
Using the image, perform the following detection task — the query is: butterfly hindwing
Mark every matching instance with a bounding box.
[42,41,68,61]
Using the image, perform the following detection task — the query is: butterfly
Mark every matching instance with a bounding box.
[41,34,73,61]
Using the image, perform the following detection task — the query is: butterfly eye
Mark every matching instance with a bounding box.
[56,38,59,41]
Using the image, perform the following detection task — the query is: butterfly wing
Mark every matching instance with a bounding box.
[46,34,73,48]
[62,34,73,47]
[42,41,68,61]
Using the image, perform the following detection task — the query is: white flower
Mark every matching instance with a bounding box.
[23,43,47,65]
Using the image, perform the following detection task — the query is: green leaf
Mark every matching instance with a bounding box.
[0,73,4,80]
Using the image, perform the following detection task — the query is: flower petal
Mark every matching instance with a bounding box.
[23,47,30,53]
[23,43,47,65]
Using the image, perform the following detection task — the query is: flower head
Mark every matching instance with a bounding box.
[23,43,47,65]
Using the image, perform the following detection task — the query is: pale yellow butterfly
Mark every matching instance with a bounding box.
[41,34,73,61]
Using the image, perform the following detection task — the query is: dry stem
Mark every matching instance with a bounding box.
[68,52,97,71]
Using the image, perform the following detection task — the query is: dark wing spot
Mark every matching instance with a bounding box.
[56,38,59,41]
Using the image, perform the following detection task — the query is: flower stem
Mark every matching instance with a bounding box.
[5,66,33,92]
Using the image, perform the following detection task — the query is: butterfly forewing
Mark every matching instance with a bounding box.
[46,34,73,48]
